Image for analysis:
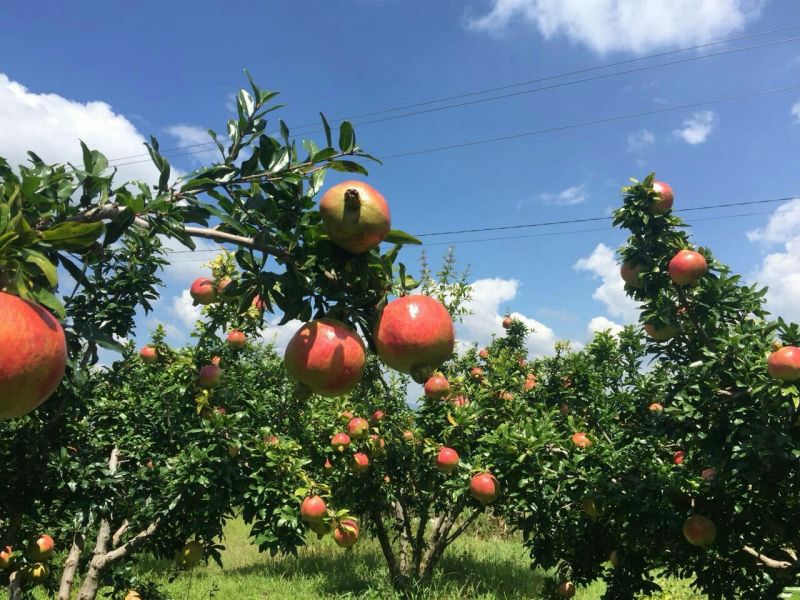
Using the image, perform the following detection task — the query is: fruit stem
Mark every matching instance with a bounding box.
[344,189,361,209]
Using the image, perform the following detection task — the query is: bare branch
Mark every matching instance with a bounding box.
[742,545,794,570]
[446,507,484,546]
[57,533,85,600]
[111,520,129,548]
[102,520,160,565]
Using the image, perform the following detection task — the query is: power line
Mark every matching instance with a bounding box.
[105,24,800,165]
[159,194,798,257]
[380,84,800,160]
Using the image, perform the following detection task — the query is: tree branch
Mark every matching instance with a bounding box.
[446,507,484,546]
[102,520,160,565]
[111,520,129,548]
[742,545,795,570]
[57,533,85,600]
[372,511,402,585]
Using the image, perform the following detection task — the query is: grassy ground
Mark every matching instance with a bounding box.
[120,519,705,600]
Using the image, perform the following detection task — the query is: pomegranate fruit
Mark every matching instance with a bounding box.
[557,581,576,598]
[0,546,12,569]
[620,262,643,288]
[644,322,677,342]
[683,514,716,547]
[470,472,499,505]
[28,535,54,561]
[198,364,223,389]
[571,432,592,449]
[767,346,800,382]
[284,319,366,396]
[352,452,370,473]
[189,277,216,304]
[347,417,369,440]
[139,346,158,364]
[673,450,685,465]
[668,250,707,286]
[333,518,360,548]
[0,293,67,420]
[331,432,351,451]
[300,496,327,523]
[374,295,454,383]
[436,447,460,474]
[226,329,246,350]
[319,181,391,254]
[649,180,674,214]
[424,374,450,399]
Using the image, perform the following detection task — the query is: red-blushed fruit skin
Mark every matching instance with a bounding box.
[673,450,685,465]
[650,181,674,214]
[28,534,54,561]
[0,293,67,420]
[524,374,537,391]
[451,395,470,408]
[139,346,158,364]
[300,495,327,523]
[701,467,717,481]
[189,277,217,305]
[284,319,366,397]
[668,250,707,286]
[424,375,450,399]
[331,432,351,451]
[216,277,232,294]
[352,452,370,473]
[436,447,460,473]
[470,472,499,505]
[324,458,333,470]
[370,409,385,425]
[347,417,369,439]
[683,514,717,547]
[620,262,643,288]
[644,322,678,342]
[479,348,489,359]
[319,181,391,254]
[571,432,592,449]
[502,317,513,329]
[767,346,800,382]
[333,518,360,548]
[0,546,12,569]
[556,581,576,598]
[648,402,664,412]
[470,367,484,381]
[226,329,246,350]
[198,364,223,389]
[375,296,455,378]
[402,430,415,442]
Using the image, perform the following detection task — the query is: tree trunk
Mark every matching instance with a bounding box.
[57,532,85,600]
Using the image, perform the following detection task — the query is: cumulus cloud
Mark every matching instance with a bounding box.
[627,129,655,153]
[748,199,800,323]
[538,184,588,206]
[574,243,640,322]
[673,110,718,145]
[0,73,161,183]
[459,278,557,356]
[791,100,800,124]
[466,0,762,55]
[171,290,203,330]
[587,315,624,336]
[158,236,221,286]
[260,318,303,355]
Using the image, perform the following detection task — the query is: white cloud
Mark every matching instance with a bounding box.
[587,315,624,337]
[538,184,588,206]
[172,290,203,330]
[627,129,655,153]
[574,243,640,322]
[460,278,557,356]
[0,73,161,183]
[260,318,304,355]
[158,235,220,285]
[747,199,800,322]
[747,199,800,245]
[673,110,717,145]
[467,0,763,55]
[166,124,211,147]
[791,100,800,124]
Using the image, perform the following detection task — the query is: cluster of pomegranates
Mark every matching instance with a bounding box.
[0,534,55,585]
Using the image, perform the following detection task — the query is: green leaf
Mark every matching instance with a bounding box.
[238,89,255,116]
[338,121,355,153]
[41,221,104,250]
[385,230,422,246]
[328,160,368,175]
[21,249,58,288]
[30,287,64,318]
[320,113,332,147]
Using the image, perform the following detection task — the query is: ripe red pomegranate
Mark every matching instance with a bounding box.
[524,374,537,391]
[264,435,280,446]
[370,409,385,425]
[402,430,415,442]
[226,329,246,350]
[424,374,450,399]
[683,514,716,546]
[139,346,158,364]
[557,581,576,598]
[470,367,484,381]
[470,472,499,505]
[319,181,391,254]
[451,395,470,408]
[644,322,677,342]
[668,250,707,286]
[333,518,360,548]
[300,496,327,523]
[0,293,67,420]
[340,410,355,421]
[571,432,592,449]
[498,391,514,401]
[198,364,223,389]
[28,534,54,561]
[648,402,664,412]
[650,181,674,214]
[502,316,513,329]
[190,277,217,304]
[701,467,717,481]
[767,346,800,382]
[347,417,369,440]
[436,447,460,474]
[211,356,222,367]
[479,348,489,359]
[620,262,643,288]
[375,295,454,383]
[284,319,366,396]
[673,450,685,465]
[331,432,351,451]
[252,295,266,312]
[352,452,370,473]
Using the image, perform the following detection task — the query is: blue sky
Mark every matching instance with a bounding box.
[1,0,800,354]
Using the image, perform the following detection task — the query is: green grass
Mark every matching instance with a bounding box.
[121,519,705,600]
